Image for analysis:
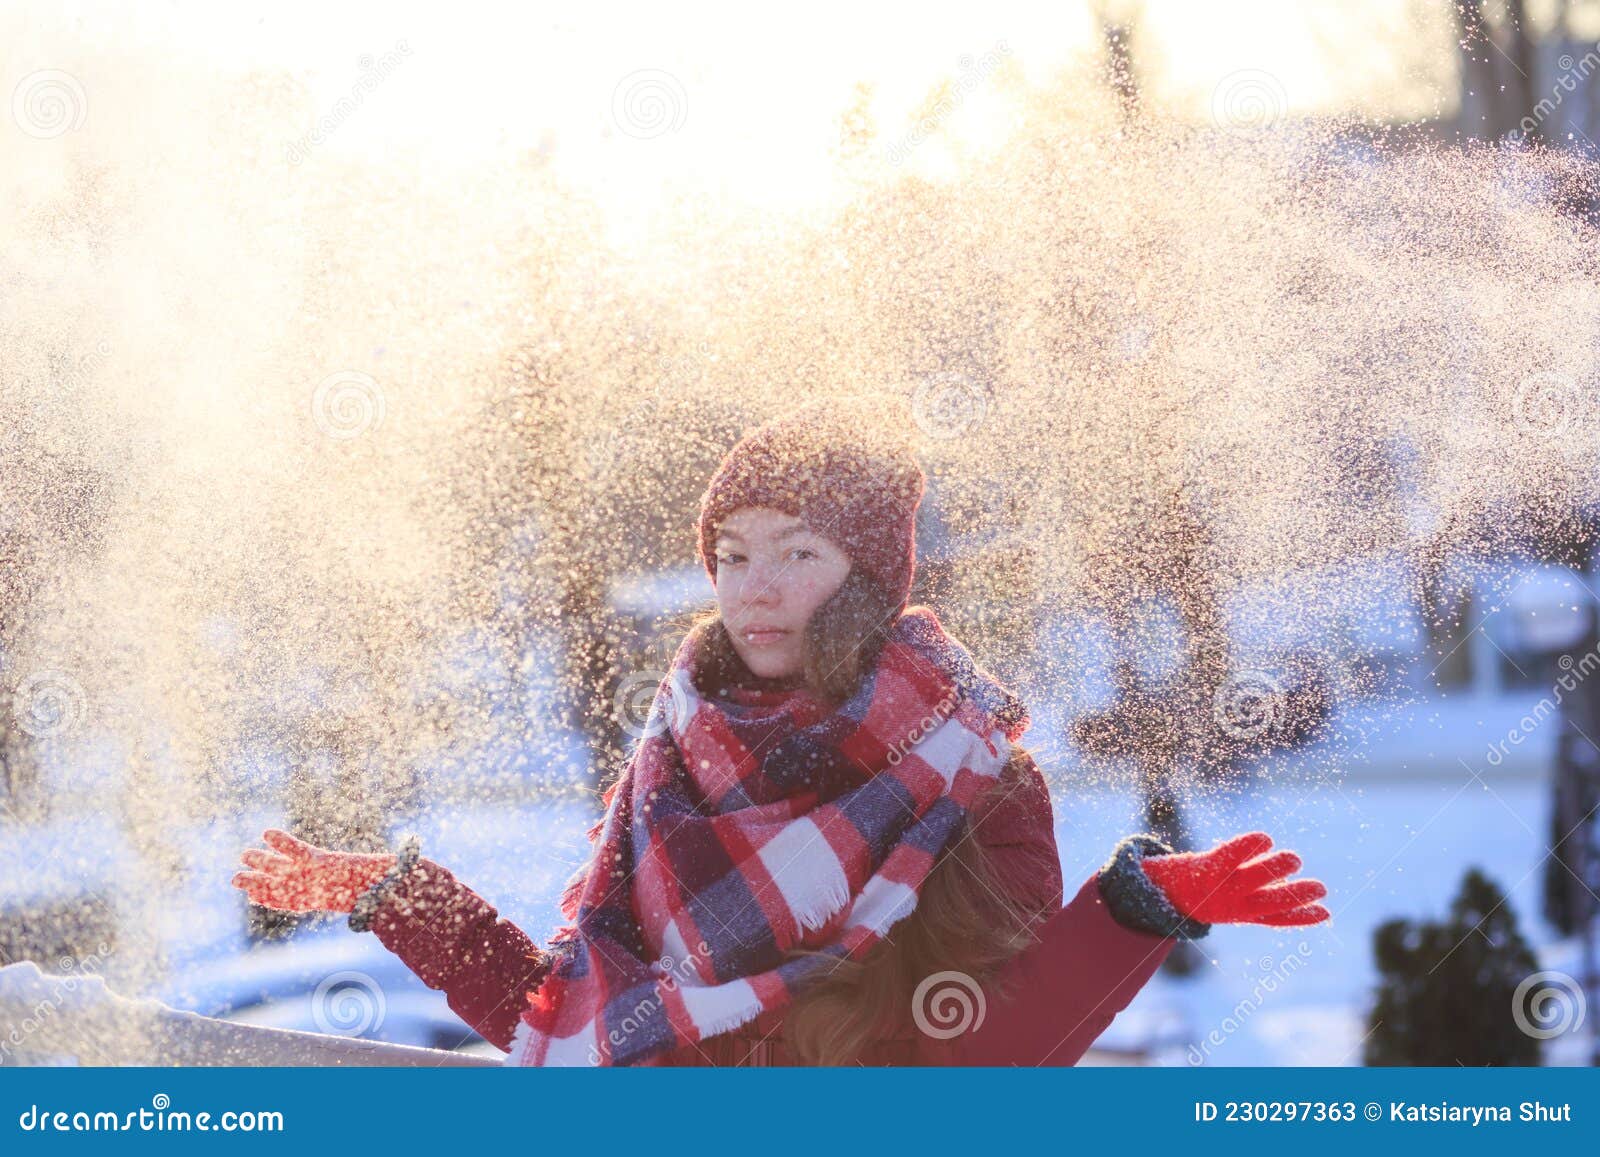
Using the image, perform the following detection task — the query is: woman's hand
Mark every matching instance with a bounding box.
[230,829,397,914]
[1140,831,1329,927]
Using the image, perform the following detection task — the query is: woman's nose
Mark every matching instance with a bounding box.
[739,560,782,604]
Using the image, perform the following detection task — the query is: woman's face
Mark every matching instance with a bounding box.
[712,506,852,681]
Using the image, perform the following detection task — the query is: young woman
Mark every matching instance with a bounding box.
[233,404,1329,1066]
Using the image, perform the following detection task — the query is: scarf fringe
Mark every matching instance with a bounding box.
[691,1001,765,1042]
[788,873,854,934]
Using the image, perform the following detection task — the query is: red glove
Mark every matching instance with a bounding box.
[1140,831,1329,927]
[231,829,397,914]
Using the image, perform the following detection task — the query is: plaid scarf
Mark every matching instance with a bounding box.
[504,605,1030,1066]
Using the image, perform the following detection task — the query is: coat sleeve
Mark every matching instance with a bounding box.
[928,748,1207,1066]
[356,858,551,1052]
[922,871,1181,1065]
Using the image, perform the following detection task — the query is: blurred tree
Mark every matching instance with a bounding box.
[1455,0,1535,143]
[1365,867,1541,1065]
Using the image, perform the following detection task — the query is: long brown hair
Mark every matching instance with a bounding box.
[677,569,1044,1064]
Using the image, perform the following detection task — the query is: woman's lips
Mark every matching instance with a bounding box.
[743,629,790,646]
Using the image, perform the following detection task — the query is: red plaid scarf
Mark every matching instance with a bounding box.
[504,605,1030,1066]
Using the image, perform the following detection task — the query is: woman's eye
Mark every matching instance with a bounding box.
[790,548,817,561]
[717,553,744,566]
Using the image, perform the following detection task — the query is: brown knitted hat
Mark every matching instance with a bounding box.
[696,400,927,611]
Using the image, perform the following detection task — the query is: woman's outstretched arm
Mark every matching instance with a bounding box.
[233,828,551,1052]
[921,865,1179,1066]
[351,856,552,1052]
[924,829,1327,1065]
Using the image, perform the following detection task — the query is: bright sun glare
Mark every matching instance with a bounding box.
[57,0,1448,241]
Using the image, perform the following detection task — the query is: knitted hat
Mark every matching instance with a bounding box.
[697,400,927,611]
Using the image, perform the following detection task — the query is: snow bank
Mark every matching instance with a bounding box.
[0,961,497,1067]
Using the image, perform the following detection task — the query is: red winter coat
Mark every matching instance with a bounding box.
[360,752,1178,1065]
